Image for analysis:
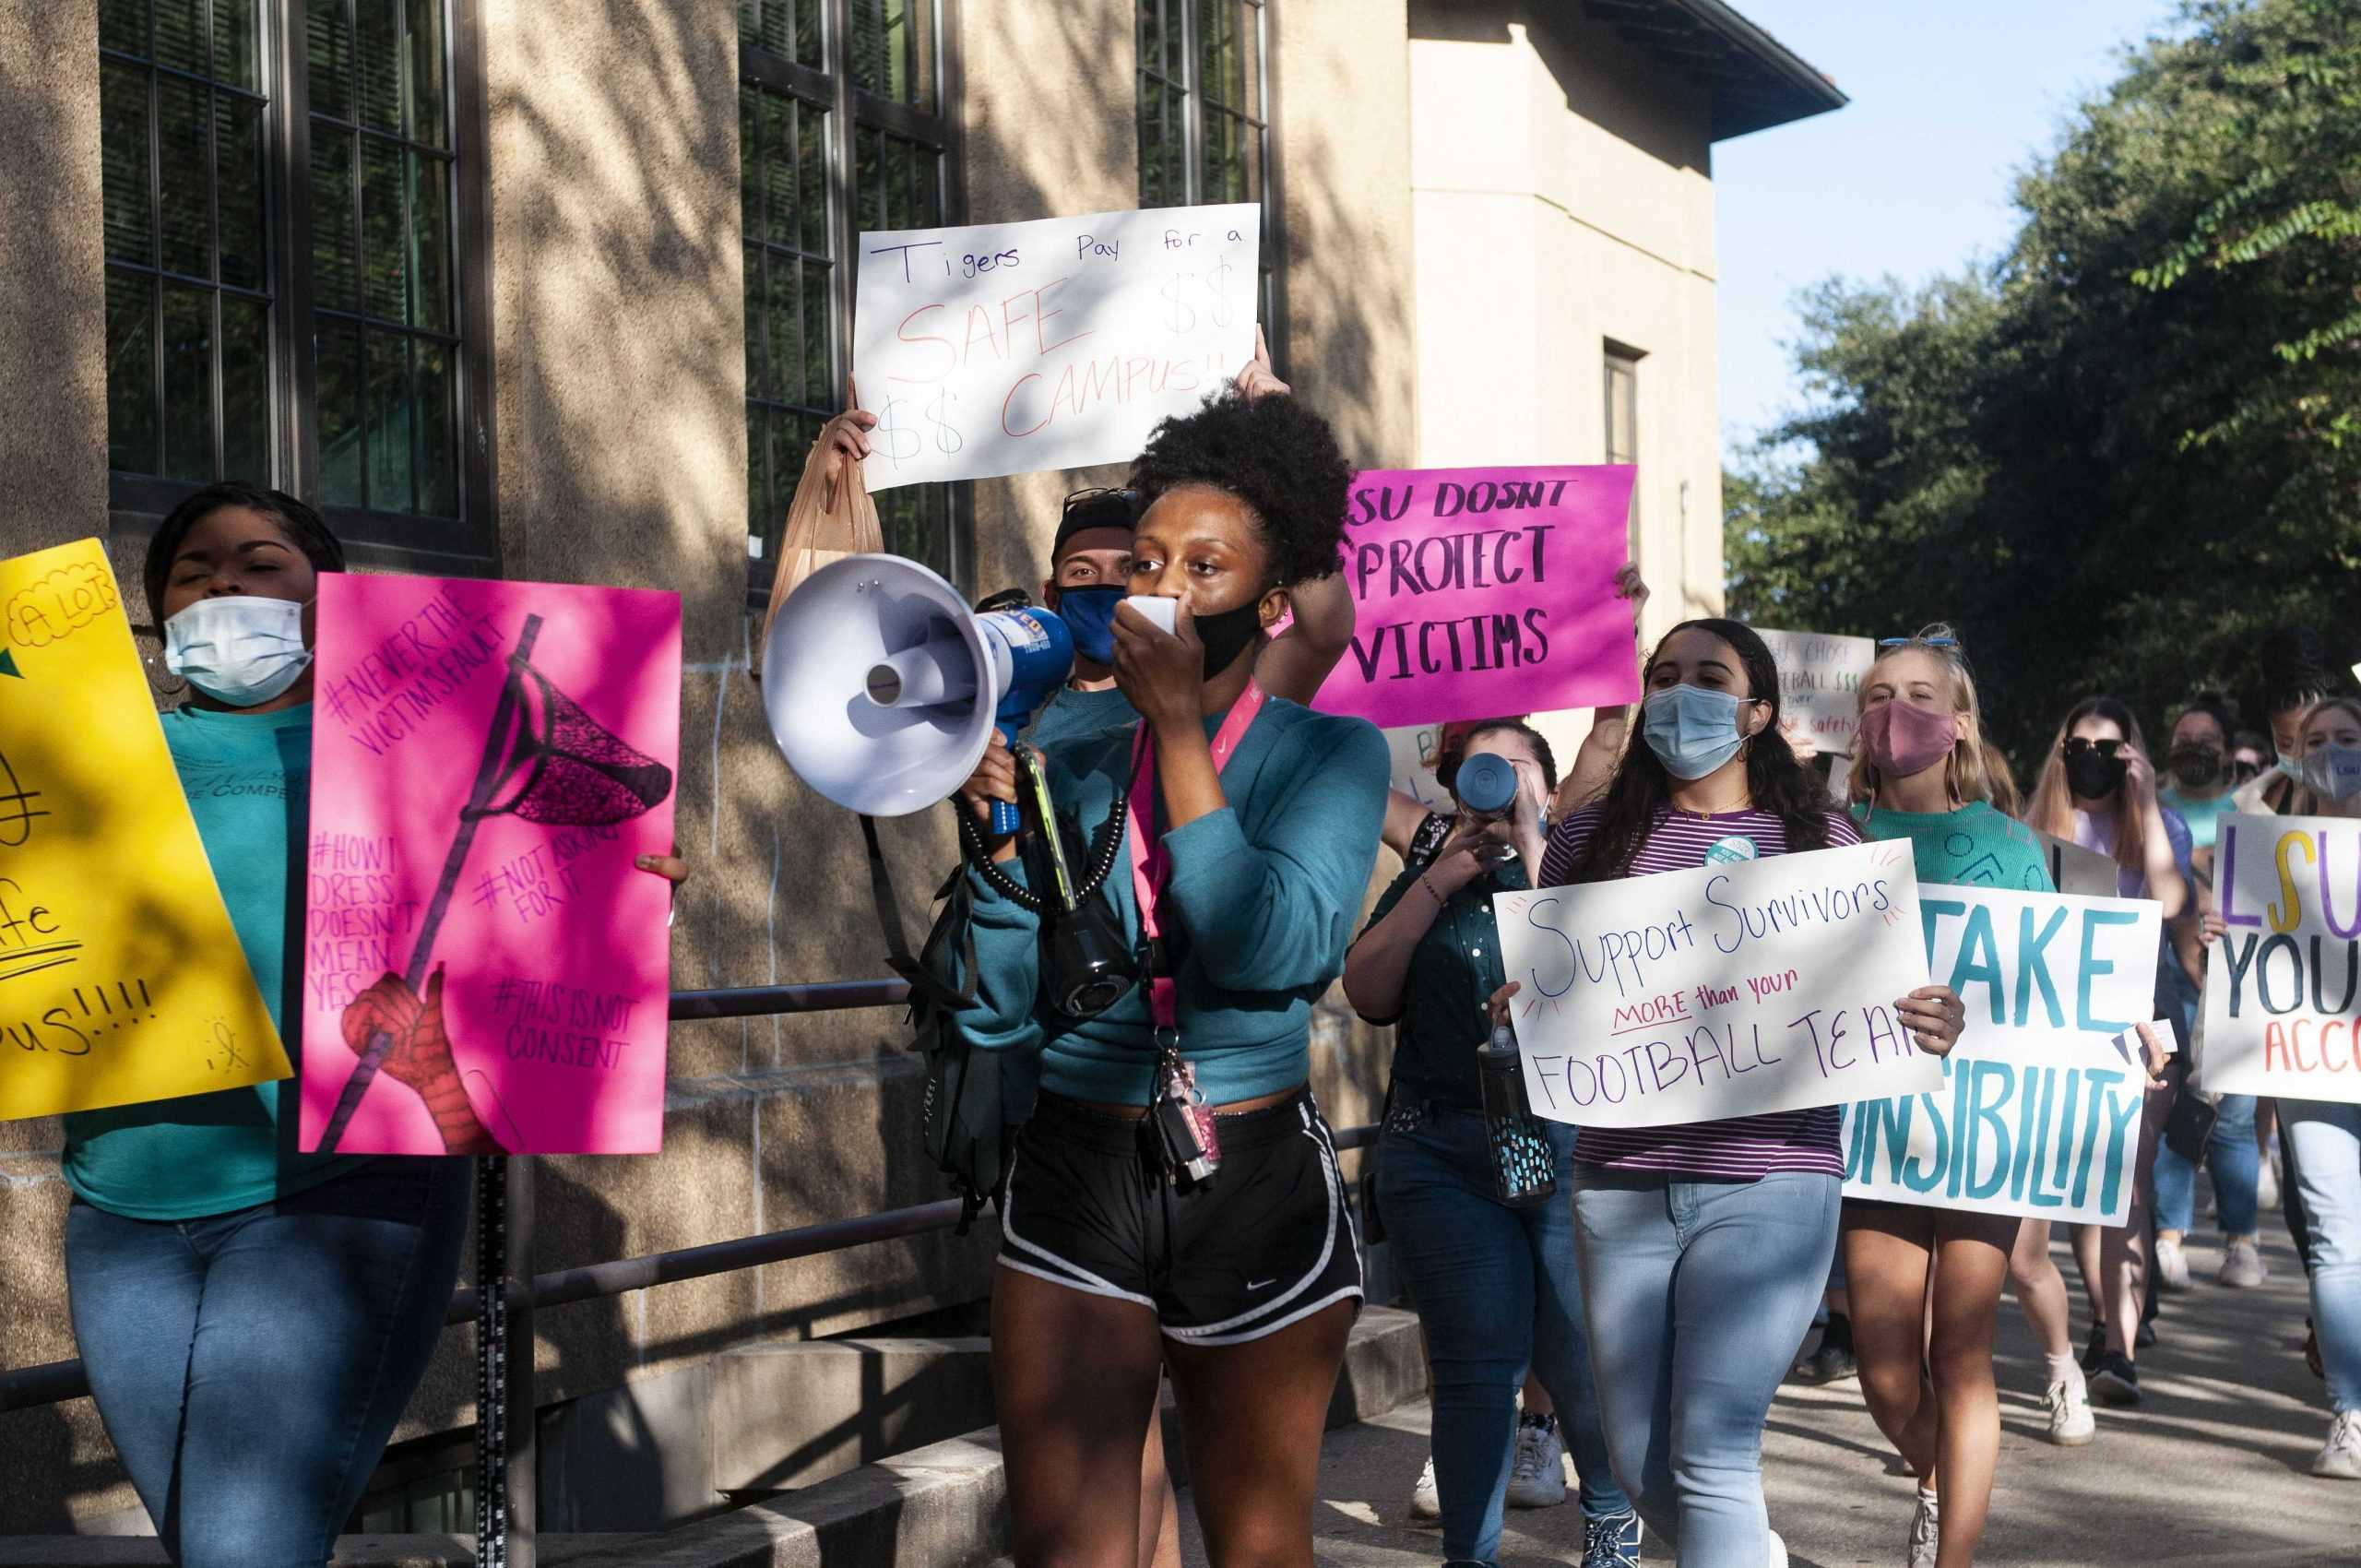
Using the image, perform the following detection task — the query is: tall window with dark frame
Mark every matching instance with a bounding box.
[101,0,485,558]
[738,0,959,588]
[1604,346,1640,555]
[1135,0,1278,336]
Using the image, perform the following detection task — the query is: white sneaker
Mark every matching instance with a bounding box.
[1409,1453,1441,1520]
[2045,1377,2096,1445]
[2154,1234,2192,1291]
[1908,1487,1941,1568]
[2315,1410,2361,1479]
[2220,1236,2269,1289]
[1506,1415,1569,1508]
[1766,1526,1789,1568]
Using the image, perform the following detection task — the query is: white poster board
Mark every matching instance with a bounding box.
[1493,840,1938,1127]
[1842,885,2165,1224]
[852,205,1261,490]
[1755,628,1875,796]
[2201,813,2361,1102]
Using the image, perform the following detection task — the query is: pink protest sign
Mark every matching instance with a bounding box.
[299,575,682,1156]
[1312,467,1640,730]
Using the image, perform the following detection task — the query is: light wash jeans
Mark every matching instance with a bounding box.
[2281,1101,2361,1416]
[1572,1166,1839,1568]
[1379,1112,1628,1565]
[66,1159,472,1567]
[2154,1092,2260,1237]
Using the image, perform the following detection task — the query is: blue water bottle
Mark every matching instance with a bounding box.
[1476,1025,1558,1207]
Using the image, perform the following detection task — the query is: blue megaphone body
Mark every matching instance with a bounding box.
[1454,751,1519,820]
[981,604,1074,836]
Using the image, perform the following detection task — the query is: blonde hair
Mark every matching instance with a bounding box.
[1849,624,2021,816]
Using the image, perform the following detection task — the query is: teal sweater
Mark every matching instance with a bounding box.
[962,697,1389,1105]
[1852,799,2054,894]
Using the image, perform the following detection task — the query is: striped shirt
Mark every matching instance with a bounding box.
[1536,802,1864,1180]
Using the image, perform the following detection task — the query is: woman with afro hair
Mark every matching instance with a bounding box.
[955,386,1391,1566]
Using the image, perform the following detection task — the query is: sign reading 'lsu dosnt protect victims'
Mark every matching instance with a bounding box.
[2201,813,2361,1102]
[1842,885,2164,1226]
[0,540,288,1120]
[1492,839,1937,1128]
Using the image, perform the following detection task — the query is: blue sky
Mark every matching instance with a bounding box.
[1713,0,2189,457]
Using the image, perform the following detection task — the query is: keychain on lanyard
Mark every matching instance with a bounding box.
[1128,680,1266,1191]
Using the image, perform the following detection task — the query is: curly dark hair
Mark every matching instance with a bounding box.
[1556,618,1833,884]
[1127,386,1353,588]
[143,481,345,613]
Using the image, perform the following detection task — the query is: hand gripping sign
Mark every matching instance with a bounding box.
[1492,839,1939,1129]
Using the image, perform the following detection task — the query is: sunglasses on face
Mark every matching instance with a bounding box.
[2062,737,2126,761]
[1061,486,1140,532]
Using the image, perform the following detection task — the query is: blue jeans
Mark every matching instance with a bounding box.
[2154,1092,2260,1238]
[2282,1101,2361,1416]
[1378,1112,1627,1564]
[1572,1167,1839,1568]
[66,1159,472,1567]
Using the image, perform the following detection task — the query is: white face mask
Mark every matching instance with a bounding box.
[163,595,314,707]
[2304,742,2361,803]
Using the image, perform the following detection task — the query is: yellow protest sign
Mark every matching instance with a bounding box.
[0,539,288,1118]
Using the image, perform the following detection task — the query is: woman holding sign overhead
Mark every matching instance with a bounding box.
[1842,627,2045,1567]
[61,485,687,1568]
[1491,619,1964,1568]
[954,388,1390,1568]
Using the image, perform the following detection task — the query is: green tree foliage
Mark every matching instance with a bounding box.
[1729,0,2361,766]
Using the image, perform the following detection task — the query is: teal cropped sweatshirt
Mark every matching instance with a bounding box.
[959,697,1390,1107]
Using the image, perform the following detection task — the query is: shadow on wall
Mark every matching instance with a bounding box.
[1406,0,1710,175]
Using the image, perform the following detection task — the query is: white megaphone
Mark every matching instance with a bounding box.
[762,554,1074,823]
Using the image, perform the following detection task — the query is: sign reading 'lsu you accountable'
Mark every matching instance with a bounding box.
[2201,813,2361,1102]
[0,540,287,1120]
[1308,467,1643,731]
[1843,885,2165,1226]
[1492,839,1938,1129]
[853,205,1261,490]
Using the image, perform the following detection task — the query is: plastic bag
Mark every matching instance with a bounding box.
[755,422,883,671]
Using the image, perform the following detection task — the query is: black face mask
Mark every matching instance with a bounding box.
[2065,749,2129,800]
[1193,597,1266,679]
[2166,742,2223,790]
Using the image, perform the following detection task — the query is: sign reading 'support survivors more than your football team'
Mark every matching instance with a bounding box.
[853,204,1261,489]
[1843,885,2165,1225]
[1493,839,1938,1129]
[1310,467,1643,731]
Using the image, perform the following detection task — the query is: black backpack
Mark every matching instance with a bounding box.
[860,814,1011,1233]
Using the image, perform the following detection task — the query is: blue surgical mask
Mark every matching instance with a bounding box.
[163,595,314,707]
[1051,585,1122,666]
[2304,743,2361,802]
[1641,683,1758,780]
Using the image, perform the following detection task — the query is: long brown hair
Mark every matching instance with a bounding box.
[1847,624,2019,815]
[2026,695,2150,877]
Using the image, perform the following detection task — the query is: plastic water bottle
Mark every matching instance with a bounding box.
[1476,1025,1557,1207]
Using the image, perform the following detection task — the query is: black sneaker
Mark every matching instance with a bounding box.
[2080,1322,2107,1375]
[2135,1317,2157,1350]
[1796,1313,1857,1384]
[2090,1350,2142,1406]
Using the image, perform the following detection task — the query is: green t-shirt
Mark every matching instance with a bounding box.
[2158,786,2236,851]
[1851,799,2054,894]
[62,703,364,1219]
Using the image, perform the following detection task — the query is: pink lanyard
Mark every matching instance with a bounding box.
[1126,681,1268,1029]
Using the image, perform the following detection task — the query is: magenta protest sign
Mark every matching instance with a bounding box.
[299,574,682,1156]
[1311,467,1640,729]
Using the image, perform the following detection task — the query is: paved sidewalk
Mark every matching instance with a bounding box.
[1180,1224,2357,1566]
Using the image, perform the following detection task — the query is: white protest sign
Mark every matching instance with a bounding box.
[1756,628,1875,793]
[2201,812,2361,1101]
[1493,839,1937,1128]
[1842,885,2165,1224]
[852,205,1261,490]
[2032,827,2123,898]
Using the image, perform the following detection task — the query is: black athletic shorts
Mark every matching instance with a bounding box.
[999,1087,1364,1345]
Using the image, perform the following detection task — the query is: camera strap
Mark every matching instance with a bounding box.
[1123,680,1268,1034]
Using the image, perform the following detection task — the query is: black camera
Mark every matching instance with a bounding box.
[961,743,1139,1019]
